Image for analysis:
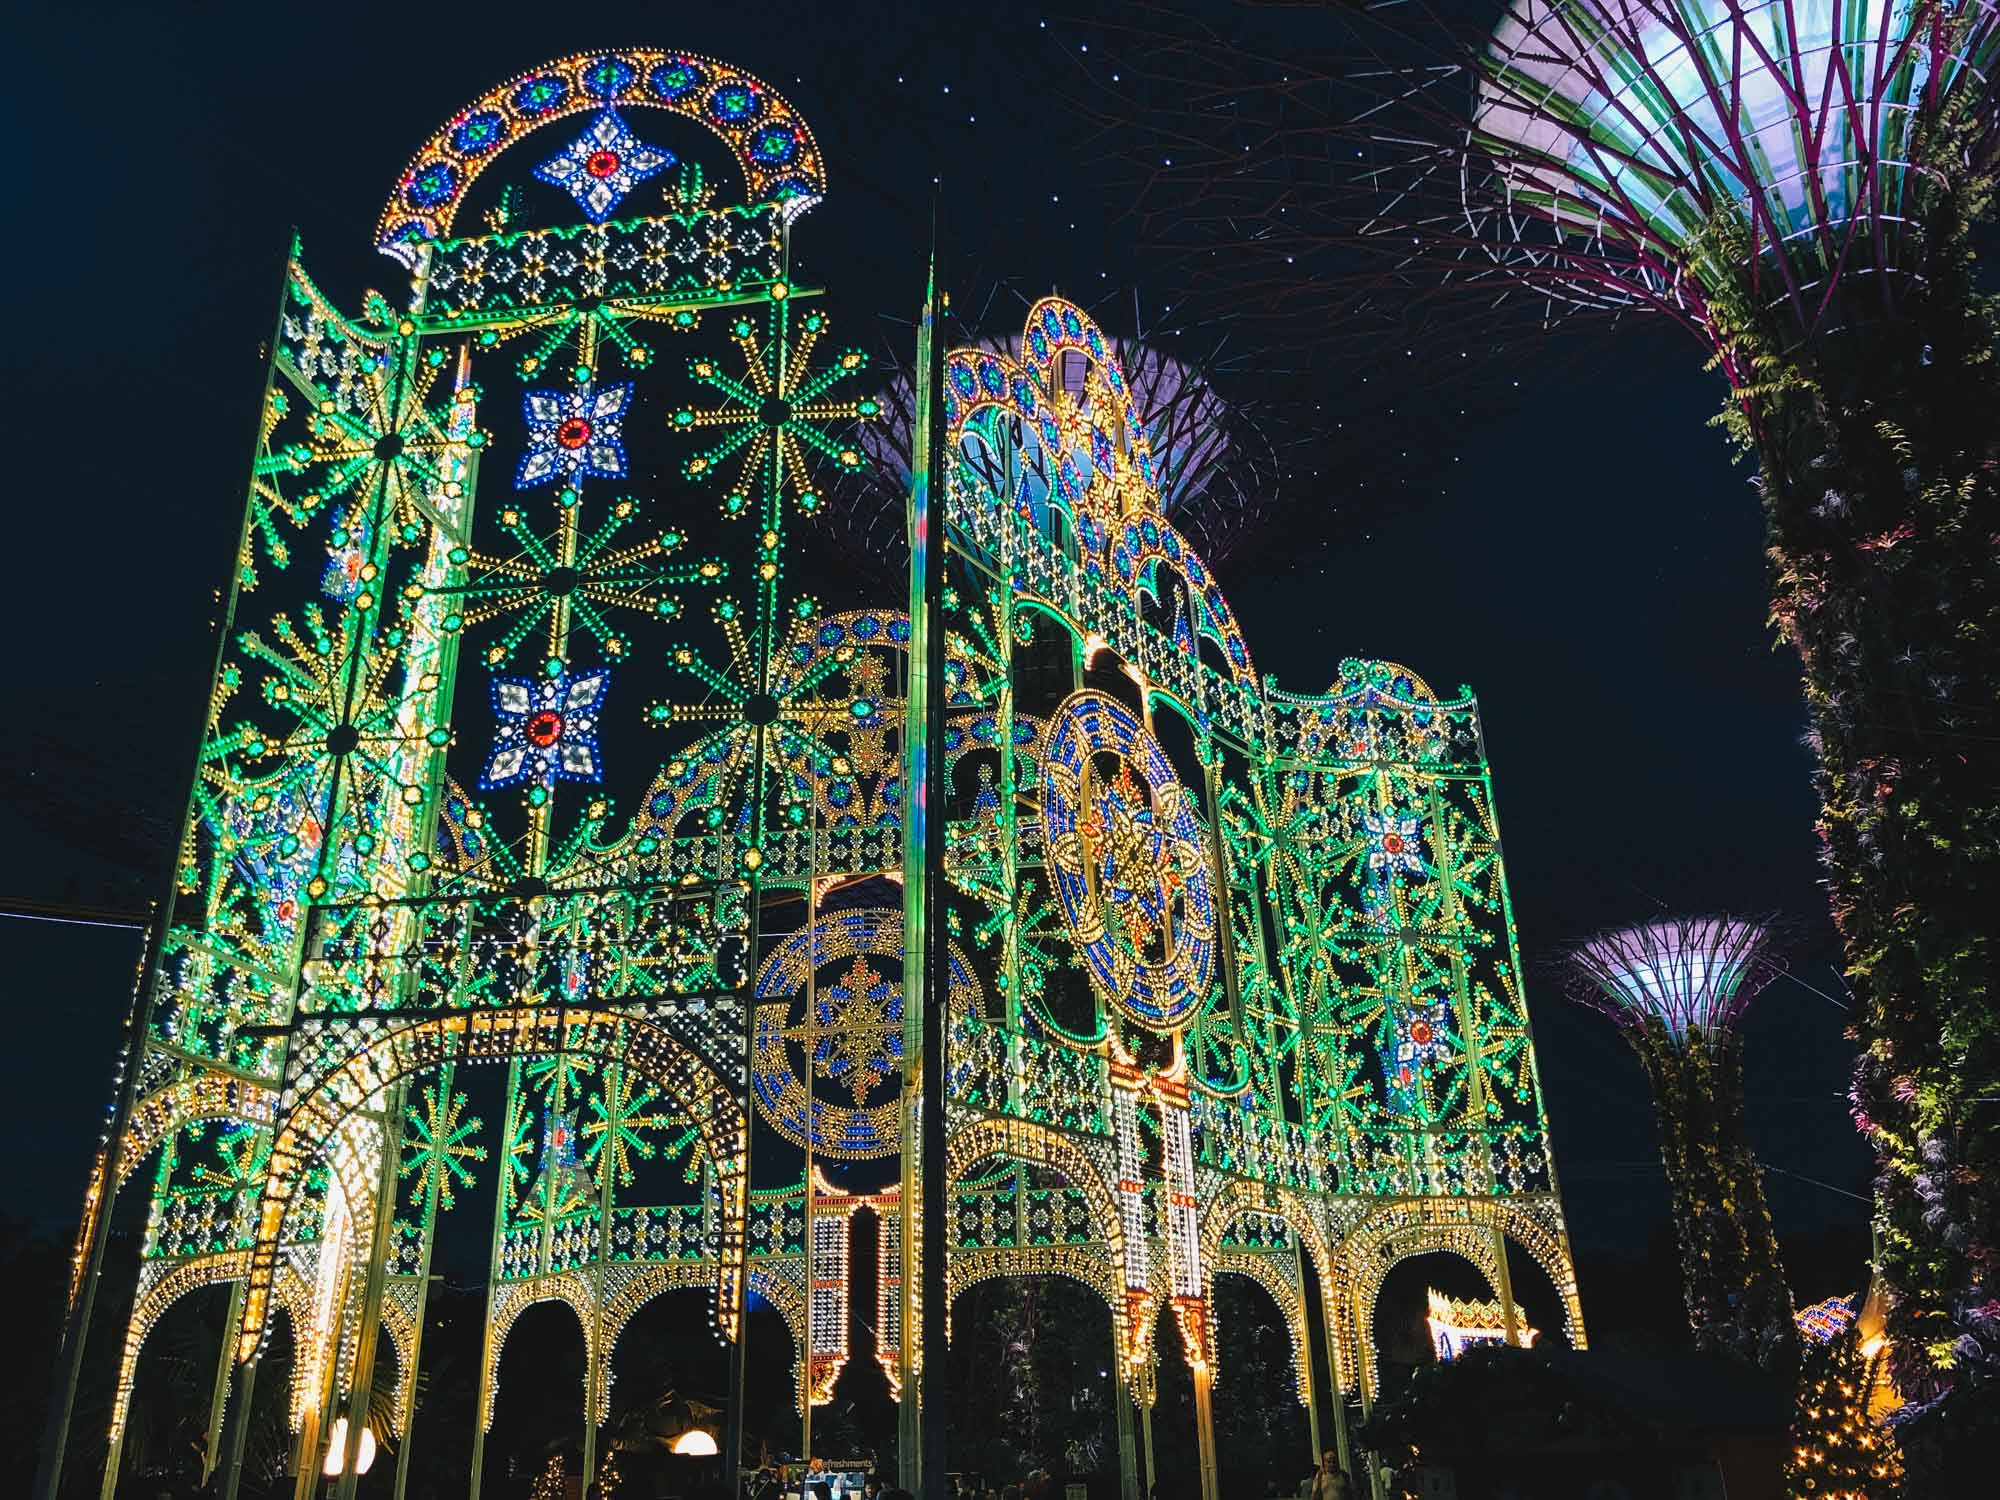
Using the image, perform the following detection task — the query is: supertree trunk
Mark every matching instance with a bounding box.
[1729,162,2000,1464]
[1630,1021,1796,1370]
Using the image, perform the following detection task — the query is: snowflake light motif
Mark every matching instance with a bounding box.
[209,603,434,908]
[481,668,610,790]
[400,1085,486,1212]
[428,499,725,668]
[533,109,675,223]
[582,1068,702,1189]
[516,381,634,491]
[639,608,916,853]
[672,298,874,521]
[791,953,905,1106]
[1363,809,1426,877]
[284,337,482,554]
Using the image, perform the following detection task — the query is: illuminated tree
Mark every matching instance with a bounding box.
[1786,1324,1901,1499]
[1568,916,1795,1370]
[1085,0,2000,1448]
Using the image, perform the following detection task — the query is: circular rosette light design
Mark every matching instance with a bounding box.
[1042,692,1217,1032]
[750,906,981,1159]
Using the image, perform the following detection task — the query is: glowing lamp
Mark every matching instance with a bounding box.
[321,1416,377,1477]
[672,1429,720,1456]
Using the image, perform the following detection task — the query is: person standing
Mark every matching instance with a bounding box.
[1304,1449,1351,1500]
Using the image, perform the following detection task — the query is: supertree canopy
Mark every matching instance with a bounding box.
[1473,0,2000,341]
[1568,916,1796,1370]
[1569,916,1777,1039]
[827,326,1279,580]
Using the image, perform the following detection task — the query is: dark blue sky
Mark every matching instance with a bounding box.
[1,0,1867,1271]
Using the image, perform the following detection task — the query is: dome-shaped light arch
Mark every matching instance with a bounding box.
[375,48,827,263]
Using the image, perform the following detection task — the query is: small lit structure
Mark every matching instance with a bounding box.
[1795,1294,1858,1347]
[1426,1288,1537,1362]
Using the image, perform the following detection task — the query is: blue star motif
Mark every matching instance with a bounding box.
[480,668,611,790]
[533,109,674,223]
[516,381,633,490]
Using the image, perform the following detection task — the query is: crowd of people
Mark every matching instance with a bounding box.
[741,1452,1359,1500]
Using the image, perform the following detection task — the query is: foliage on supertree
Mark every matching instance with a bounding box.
[1077,0,2000,1462]
[1785,1323,1900,1499]
[819,310,1283,585]
[1568,916,1796,1371]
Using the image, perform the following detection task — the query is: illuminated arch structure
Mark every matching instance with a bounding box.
[48,46,1582,1500]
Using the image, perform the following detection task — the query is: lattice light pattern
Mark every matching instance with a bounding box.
[65,44,1587,1500]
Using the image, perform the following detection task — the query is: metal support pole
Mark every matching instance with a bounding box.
[802,863,819,1473]
[214,1356,260,1500]
[1134,1356,1157,1500]
[389,1284,429,1500]
[37,914,158,1500]
[1354,1291,1383,1500]
[1191,1362,1220,1500]
[1489,1227,1522,1347]
[294,1342,338,1500]
[1293,1250,1323,1473]
[724,888,762,1500]
[98,1422,127,1500]
[470,1060,521,1500]
[203,1280,248,1486]
[1113,1366,1141,1500]
[1323,1307,1353,1481]
[900,235,949,1500]
[333,1093,406,1500]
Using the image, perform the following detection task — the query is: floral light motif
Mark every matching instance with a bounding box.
[1079,762,1186,951]
[480,668,610,790]
[1044,691,1217,1032]
[533,110,675,222]
[516,382,634,490]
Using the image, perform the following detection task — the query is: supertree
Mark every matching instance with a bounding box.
[1074,0,2000,1450]
[1567,916,1796,1371]
[820,314,1283,585]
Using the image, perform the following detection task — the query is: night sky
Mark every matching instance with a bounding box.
[3,0,1868,1300]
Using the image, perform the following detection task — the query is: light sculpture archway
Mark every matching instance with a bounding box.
[43,41,1590,1500]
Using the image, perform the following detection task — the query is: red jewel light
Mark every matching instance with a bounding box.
[1382,834,1405,855]
[527,710,564,747]
[1410,1020,1433,1046]
[585,149,621,179]
[556,416,592,450]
